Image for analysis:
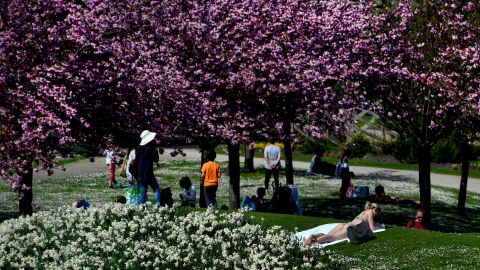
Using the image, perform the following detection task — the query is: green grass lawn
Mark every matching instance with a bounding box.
[248,211,480,270]
[55,155,87,165]
[1,160,480,269]
[31,155,87,169]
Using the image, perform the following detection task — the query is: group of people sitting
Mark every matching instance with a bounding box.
[239,184,303,215]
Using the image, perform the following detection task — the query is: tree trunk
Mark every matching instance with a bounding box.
[19,165,33,216]
[283,120,294,185]
[200,148,209,167]
[244,144,255,172]
[228,142,240,210]
[457,142,470,215]
[418,144,432,225]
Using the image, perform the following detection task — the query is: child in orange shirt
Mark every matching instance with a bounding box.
[201,151,221,208]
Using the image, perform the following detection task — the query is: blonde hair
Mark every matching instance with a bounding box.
[365,201,380,210]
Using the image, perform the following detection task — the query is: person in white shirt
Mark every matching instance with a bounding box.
[103,142,117,188]
[263,139,282,191]
[126,144,137,184]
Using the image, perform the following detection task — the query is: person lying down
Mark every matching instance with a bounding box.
[305,202,384,246]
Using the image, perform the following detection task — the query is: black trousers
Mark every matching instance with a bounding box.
[204,185,218,208]
[264,168,280,190]
[339,168,351,197]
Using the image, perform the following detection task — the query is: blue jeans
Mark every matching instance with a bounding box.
[240,195,257,211]
[306,167,323,177]
[140,178,161,204]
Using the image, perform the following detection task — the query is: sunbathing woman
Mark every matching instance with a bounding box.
[305,202,382,246]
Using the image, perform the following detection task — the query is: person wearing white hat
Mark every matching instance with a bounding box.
[136,130,161,204]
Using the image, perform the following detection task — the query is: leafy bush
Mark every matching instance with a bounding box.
[298,139,327,154]
[253,142,266,151]
[431,133,463,163]
[390,137,418,163]
[379,138,396,156]
[346,133,374,158]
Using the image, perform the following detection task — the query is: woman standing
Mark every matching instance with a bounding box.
[136,130,161,204]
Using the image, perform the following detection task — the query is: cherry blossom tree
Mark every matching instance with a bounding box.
[238,0,372,184]
[0,0,78,215]
[0,0,174,214]
[157,0,373,208]
[361,0,480,222]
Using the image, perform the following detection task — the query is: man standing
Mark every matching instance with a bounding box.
[264,139,281,191]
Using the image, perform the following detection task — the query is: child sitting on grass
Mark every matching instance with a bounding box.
[179,176,196,207]
[406,209,428,230]
[240,187,268,212]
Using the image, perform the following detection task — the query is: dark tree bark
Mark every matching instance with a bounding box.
[457,142,471,215]
[228,142,240,209]
[418,144,432,225]
[19,164,33,216]
[243,143,255,172]
[283,120,294,185]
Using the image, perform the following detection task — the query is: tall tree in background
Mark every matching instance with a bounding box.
[361,0,480,223]
[162,0,373,207]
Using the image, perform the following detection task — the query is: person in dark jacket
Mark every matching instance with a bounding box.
[136,130,161,204]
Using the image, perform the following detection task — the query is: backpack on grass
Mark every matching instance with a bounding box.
[160,187,173,207]
[271,186,296,214]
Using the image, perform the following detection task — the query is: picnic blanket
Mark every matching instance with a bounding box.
[295,223,386,247]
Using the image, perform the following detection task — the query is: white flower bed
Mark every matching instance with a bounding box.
[0,204,344,269]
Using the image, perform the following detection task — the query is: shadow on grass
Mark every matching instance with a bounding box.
[0,212,21,223]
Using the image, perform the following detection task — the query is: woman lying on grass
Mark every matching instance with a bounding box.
[305,202,383,246]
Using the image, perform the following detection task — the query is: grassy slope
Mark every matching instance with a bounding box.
[248,211,480,270]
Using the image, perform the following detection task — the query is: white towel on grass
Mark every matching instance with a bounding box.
[295,223,386,248]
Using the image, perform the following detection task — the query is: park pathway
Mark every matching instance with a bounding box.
[34,146,480,193]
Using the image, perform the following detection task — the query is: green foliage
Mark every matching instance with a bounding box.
[431,132,463,163]
[379,138,396,155]
[58,144,97,158]
[391,137,418,163]
[297,139,327,154]
[346,132,374,158]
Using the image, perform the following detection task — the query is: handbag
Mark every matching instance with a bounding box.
[125,183,145,205]
[347,220,376,244]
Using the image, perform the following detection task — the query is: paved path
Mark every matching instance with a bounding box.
[35,146,480,193]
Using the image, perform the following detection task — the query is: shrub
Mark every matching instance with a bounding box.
[346,132,374,158]
[380,138,396,156]
[391,137,418,164]
[253,142,266,151]
[431,133,462,163]
[298,139,327,154]
[0,205,344,269]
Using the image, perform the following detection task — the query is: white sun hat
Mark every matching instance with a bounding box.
[139,130,157,146]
